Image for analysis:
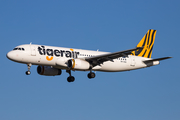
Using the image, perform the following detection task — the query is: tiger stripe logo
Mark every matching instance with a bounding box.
[131,29,157,58]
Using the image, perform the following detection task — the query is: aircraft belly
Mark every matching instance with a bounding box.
[97,58,147,72]
[99,61,130,72]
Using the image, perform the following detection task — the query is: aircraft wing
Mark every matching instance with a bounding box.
[85,47,143,67]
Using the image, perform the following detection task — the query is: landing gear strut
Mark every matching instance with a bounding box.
[26,63,31,75]
[66,70,75,82]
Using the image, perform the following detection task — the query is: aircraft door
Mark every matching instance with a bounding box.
[30,45,36,56]
[130,56,135,66]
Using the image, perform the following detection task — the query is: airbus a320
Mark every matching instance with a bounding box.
[7,29,171,82]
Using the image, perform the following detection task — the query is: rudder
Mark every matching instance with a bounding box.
[131,29,157,58]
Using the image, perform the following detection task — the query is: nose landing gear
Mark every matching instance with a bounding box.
[26,71,31,75]
[26,63,32,75]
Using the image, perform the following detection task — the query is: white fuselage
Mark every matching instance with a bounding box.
[7,44,156,72]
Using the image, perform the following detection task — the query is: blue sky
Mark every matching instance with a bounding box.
[0,0,179,120]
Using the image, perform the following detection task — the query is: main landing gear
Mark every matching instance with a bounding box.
[87,68,96,79]
[66,70,75,82]
[26,63,31,75]
[87,71,96,79]
[66,70,96,82]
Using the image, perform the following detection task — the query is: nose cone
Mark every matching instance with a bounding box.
[7,51,23,62]
[6,51,14,60]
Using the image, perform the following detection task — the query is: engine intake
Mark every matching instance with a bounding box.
[37,66,62,76]
[67,59,90,70]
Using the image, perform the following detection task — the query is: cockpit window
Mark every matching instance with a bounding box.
[13,47,25,51]
[13,48,18,50]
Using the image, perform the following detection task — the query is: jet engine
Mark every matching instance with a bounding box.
[67,59,90,70]
[37,66,62,76]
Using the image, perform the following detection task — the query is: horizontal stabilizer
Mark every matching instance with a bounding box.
[143,57,172,63]
[142,57,172,67]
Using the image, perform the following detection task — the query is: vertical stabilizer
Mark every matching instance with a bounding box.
[131,29,157,58]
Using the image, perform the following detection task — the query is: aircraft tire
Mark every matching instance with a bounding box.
[67,76,75,82]
[26,71,31,75]
[88,72,95,79]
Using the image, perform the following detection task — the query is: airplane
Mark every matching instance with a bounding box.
[6,29,171,82]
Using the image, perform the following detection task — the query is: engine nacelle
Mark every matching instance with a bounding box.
[37,66,62,76]
[67,59,90,70]
[56,58,68,67]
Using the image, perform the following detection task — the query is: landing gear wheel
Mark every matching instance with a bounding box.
[88,72,96,79]
[66,70,75,82]
[67,76,75,82]
[26,71,31,75]
[26,63,32,75]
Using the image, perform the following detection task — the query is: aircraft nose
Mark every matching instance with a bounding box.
[7,51,23,62]
[6,51,14,60]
